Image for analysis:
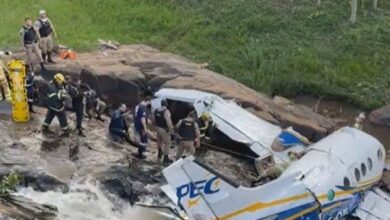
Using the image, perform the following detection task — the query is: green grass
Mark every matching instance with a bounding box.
[0,0,389,109]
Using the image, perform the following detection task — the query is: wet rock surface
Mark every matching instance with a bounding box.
[2,45,335,141]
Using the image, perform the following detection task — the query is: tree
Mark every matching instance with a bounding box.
[350,0,358,24]
[373,0,378,9]
[317,0,321,6]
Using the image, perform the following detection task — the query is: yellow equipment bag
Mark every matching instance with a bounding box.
[7,60,29,122]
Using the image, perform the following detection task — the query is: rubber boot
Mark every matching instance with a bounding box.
[157,148,163,160]
[61,128,70,137]
[163,155,173,164]
[40,62,46,71]
[42,125,54,134]
[41,53,47,64]
[47,52,55,64]
[78,129,86,137]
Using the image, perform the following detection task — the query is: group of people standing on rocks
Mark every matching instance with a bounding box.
[109,96,214,164]
[41,73,106,137]
[19,9,56,71]
[2,9,214,165]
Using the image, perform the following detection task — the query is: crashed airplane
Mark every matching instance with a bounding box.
[151,88,309,165]
[150,89,390,219]
[162,127,390,220]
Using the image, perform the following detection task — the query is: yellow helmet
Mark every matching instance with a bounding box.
[54,73,65,83]
[201,112,211,121]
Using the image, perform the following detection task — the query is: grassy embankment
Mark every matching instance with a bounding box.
[0,0,389,109]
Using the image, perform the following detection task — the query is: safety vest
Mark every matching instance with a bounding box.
[154,108,168,129]
[178,118,196,141]
[23,26,37,44]
[38,19,52,37]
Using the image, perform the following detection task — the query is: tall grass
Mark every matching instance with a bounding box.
[0,0,388,109]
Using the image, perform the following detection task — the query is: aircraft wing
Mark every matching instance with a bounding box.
[353,188,390,220]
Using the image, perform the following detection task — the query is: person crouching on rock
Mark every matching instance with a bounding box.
[175,111,201,160]
[67,76,86,137]
[84,86,106,122]
[133,97,153,159]
[109,103,134,145]
[42,73,70,137]
[153,99,174,163]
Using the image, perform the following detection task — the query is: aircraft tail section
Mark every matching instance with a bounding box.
[162,156,238,220]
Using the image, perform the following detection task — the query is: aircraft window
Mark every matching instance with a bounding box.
[378,149,383,160]
[343,177,350,187]
[355,168,361,182]
[361,163,367,176]
[368,158,373,171]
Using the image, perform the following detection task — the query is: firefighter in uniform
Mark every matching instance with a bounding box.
[153,99,174,163]
[19,18,45,70]
[175,111,201,160]
[42,73,69,136]
[35,10,57,64]
[0,60,10,100]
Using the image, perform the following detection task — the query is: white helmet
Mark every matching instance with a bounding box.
[39,10,46,15]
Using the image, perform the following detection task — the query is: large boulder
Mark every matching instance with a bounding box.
[1,44,335,141]
[369,105,390,126]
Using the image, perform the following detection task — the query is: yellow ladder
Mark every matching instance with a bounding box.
[8,60,29,122]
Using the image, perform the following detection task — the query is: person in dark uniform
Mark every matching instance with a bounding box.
[133,97,152,159]
[67,76,85,137]
[34,10,57,64]
[42,73,69,136]
[25,65,36,113]
[175,111,201,160]
[109,103,134,145]
[153,99,174,163]
[19,18,45,71]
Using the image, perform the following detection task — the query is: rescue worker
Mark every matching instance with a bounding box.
[109,103,134,145]
[153,99,174,163]
[42,73,69,136]
[197,112,214,140]
[84,87,106,122]
[25,65,36,112]
[35,10,57,64]
[0,60,10,100]
[133,97,152,159]
[19,18,45,70]
[67,76,85,137]
[175,111,201,160]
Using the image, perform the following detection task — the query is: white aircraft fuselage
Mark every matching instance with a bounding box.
[162,127,389,220]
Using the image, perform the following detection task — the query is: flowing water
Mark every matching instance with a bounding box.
[15,178,177,220]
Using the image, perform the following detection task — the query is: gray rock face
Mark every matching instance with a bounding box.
[369,104,390,126]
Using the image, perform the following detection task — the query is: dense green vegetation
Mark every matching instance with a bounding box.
[0,173,21,196]
[0,0,389,109]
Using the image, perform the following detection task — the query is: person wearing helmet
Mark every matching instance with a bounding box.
[35,10,57,64]
[19,18,45,71]
[153,99,174,163]
[197,112,214,140]
[42,73,70,136]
